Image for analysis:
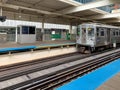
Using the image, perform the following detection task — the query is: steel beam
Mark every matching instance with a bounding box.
[87,13,120,20]
[0,2,89,20]
[104,19,120,23]
[57,0,120,14]
[1,0,8,3]
[58,0,80,6]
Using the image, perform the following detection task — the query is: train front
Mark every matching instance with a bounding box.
[76,24,95,53]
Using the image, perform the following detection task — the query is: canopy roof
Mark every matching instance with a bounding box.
[0,0,120,26]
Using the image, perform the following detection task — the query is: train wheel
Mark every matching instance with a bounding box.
[79,47,86,53]
[84,50,91,54]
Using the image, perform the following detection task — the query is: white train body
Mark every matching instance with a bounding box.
[76,23,120,52]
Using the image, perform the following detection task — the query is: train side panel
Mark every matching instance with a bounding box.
[76,23,120,53]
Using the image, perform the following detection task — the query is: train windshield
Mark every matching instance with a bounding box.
[88,28,94,36]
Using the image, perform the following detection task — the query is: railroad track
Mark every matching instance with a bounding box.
[0,47,117,73]
[0,52,87,81]
[0,48,117,82]
[0,47,118,72]
[19,50,120,90]
[0,52,80,71]
[0,48,110,81]
[0,48,119,90]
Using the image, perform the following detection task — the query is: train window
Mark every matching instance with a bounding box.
[82,28,86,32]
[100,30,104,36]
[29,26,35,34]
[17,27,20,34]
[116,31,119,36]
[113,31,115,36]
[22,26,29,34]
[82,28,86,34]
[88,28,94,36]
[96,28,99,36]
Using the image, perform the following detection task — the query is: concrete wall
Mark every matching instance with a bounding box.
[17,35,36,43]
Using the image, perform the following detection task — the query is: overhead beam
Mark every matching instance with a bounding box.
[58,0,109,15]
[1,0,8,3]
[57,0,120,14]
[33,0,44,6]
[0,2,92,21]
[0,2,58,14]
[10,0,55,11]
[58,0,80,6]
[2,1,120,23]
[100,19,120,23]
[87,13,120,20]
[0,3,19,10]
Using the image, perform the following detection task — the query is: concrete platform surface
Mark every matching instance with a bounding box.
[0,40,75,48]
[0,47,77,67]
[97,72,120,90]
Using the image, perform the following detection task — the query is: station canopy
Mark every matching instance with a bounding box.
[0,0,120,26]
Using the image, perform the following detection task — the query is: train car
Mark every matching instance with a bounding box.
[76,23,120,53]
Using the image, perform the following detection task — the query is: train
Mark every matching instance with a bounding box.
[76,23,120,53]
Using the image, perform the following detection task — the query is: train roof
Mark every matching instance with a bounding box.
[80,23,120,29]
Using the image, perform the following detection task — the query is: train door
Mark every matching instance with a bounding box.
[81,28,86,44]
[107,28,110,44]
[87,27,94,46]
[36,29,42,41]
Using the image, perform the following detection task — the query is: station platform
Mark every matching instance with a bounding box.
[0,40,75,48]
[56,58,120,90]
[0,40,77,67]
[0,40,76,53]
[97,72,120,90]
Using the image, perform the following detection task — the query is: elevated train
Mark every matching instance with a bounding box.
[76,23,120,53]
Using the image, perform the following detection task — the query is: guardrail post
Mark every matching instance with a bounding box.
[48,47,51,51]
[67,45,69,48]
[8,51,11,55]
[76,44,78,48]
[61,46,63,49]
[113,43,116,48]
[31,49,34,52]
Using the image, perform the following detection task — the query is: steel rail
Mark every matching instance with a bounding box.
[6,51,120,90]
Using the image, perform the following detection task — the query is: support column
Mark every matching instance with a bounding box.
[0,7,2,16]
[41,16,45,41]
[69,23,72,34]
[69,23,72,40]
